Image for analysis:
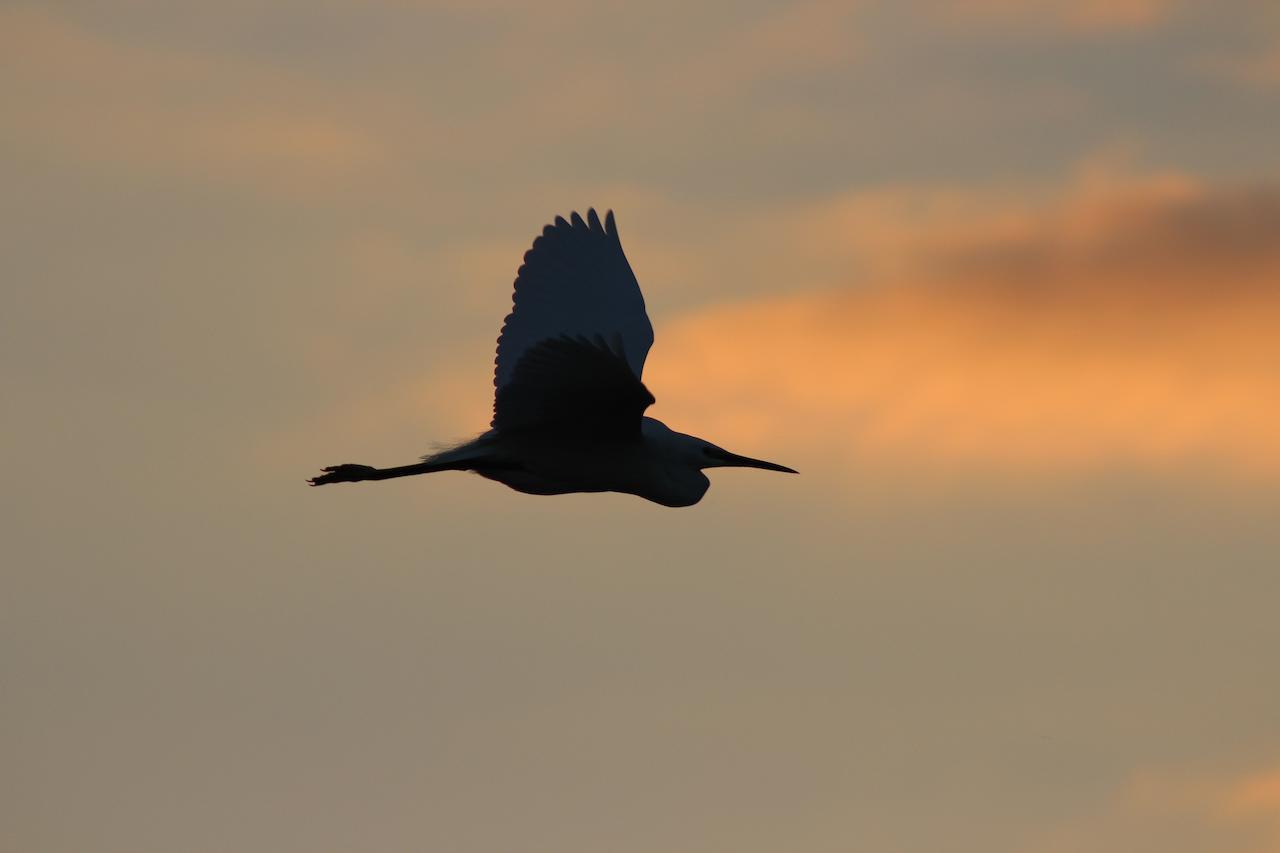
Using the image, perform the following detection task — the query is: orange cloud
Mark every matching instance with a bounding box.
[645,176,1280,482]
[1221,769,1280,818]
[1033,763,1280,853]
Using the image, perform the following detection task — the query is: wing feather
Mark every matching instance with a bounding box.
[493,209,653,397]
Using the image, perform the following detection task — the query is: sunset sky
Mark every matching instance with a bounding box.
[4,2,1280,851]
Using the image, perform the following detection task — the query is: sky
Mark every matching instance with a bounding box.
[3,1,1280,851]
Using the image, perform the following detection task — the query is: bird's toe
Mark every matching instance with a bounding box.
[309,463,378,486]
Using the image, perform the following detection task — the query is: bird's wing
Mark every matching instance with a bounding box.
[493,335,655,437]
[494,209,653,395]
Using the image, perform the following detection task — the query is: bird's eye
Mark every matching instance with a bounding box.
[702,446,716,456]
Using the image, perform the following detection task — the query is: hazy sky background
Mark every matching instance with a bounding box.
[4,2,1280,851]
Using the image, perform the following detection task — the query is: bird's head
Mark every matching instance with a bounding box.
[693,439,798,474]
[644,418,796,474]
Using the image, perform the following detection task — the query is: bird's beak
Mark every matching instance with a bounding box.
[707,447,798,474]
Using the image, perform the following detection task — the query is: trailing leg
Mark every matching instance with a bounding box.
[309,459,463,486]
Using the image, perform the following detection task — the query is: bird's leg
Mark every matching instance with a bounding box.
[308,457,488,486]
[308,463,382,485]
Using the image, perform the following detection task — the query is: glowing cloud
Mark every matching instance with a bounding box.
[646,176,1280,481]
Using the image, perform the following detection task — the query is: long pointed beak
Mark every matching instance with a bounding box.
[710,448,798,473]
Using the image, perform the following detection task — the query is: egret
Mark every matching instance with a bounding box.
[309,209,795,507]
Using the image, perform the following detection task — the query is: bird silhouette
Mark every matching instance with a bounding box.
[309,209,795,506]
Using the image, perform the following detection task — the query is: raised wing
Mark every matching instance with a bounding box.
[494,209,653,396]
[493,335,655,437]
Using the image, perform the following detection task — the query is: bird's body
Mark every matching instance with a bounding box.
[428,418,713,507]
[310,209,793,506]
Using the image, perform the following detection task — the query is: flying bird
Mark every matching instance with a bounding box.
[309,209,795,507]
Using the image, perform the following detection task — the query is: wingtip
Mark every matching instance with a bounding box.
[552,208,615,237]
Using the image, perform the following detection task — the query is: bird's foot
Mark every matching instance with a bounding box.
[308,463,379,486]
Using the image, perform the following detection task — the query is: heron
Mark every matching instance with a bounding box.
[309,209,795,507]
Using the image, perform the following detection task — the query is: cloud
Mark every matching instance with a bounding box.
[643,173,1280,482]
[0,6,386,193]
[1220,769,1280,819]
[1033,764,1280,853]
[0,1,864,210]
[668,0,861,98]
[1201,40,1280,89]
[941,0,1179,33]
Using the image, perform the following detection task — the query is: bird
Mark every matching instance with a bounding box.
[309,209,795,507]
